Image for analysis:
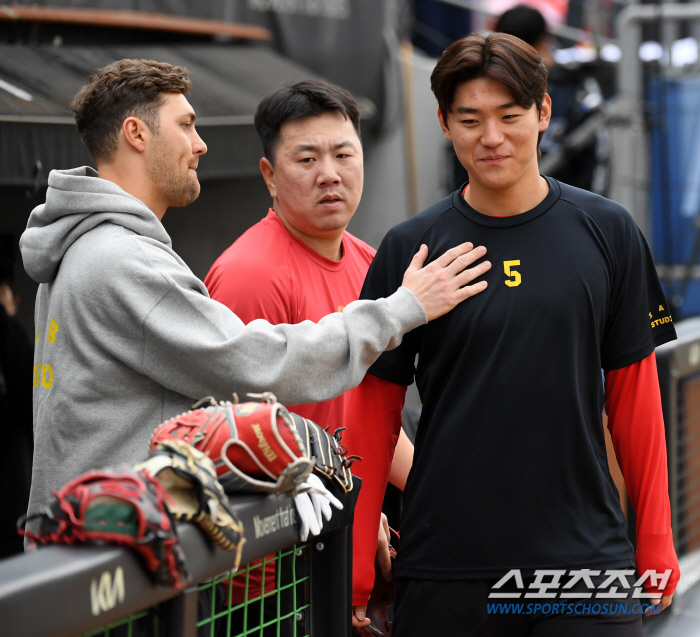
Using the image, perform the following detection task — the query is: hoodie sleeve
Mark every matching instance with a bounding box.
[90,235,427,406]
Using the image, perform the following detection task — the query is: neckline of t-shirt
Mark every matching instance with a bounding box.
[453,176,561,228]
[265,209,348,271]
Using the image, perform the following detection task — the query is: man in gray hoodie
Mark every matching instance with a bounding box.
[19,59,490,529]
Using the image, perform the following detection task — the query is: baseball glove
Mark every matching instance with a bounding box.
[19,466,188,588]
[288,413,357,494]
[150,394,314,495]
[136,439,245,565]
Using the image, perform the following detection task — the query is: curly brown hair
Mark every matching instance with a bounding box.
[431,32,548,159]
[70,59,191,164]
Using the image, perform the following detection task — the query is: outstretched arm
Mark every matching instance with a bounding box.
[604,351,679,613]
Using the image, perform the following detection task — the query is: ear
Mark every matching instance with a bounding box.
[121,116,150,153]
[259,157,277,199]
[539,94,552,132]
[437,107,453,142]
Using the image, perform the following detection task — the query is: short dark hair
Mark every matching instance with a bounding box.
[495,5,547,48]
[71,59,191,164]
[254,79,361,163]
[431,32,549,159]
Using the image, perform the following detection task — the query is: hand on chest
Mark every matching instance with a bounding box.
[422,221,611,344]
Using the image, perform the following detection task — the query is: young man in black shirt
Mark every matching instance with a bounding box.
[344,32,679,635]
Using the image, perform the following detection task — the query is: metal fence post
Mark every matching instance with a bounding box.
[309,523,353,637]
[157,586,199,637]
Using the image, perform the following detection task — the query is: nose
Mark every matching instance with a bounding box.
[192,126,207,156]
[316,155,341,186]
[480,118,504,148]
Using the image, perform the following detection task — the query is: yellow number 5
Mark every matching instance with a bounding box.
[504,260,521,287]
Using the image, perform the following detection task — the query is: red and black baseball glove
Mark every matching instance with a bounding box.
[19,465,188,588]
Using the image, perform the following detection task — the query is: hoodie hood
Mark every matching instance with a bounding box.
[20,166,171,283]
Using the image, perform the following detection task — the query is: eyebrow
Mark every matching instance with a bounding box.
[293,140,357,153]
[454,102,518,114]
[183,111,196,123]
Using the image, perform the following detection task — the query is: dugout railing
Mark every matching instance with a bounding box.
[0,484,358,637]
[656,318,700,596]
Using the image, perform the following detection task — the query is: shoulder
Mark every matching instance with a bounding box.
[555,179,636,230]
[385,192,457,245]
[65,223,206,316]
[206,215,294,312]
[208,216,292,281]
[71,223,165,277]
[373,192,457,269]
[360,193,457,297]
[224,215,290,262]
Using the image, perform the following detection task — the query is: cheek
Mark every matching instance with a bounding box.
[452,136,476,161]
[278,167,306,189]
[509,124,539,146]
[346,163,363,184]
[344,166,364,196]
[452,132,475,149]
[277,171,313,205]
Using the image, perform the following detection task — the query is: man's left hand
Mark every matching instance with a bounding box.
[352,513,393,629]
[647,593,674,615]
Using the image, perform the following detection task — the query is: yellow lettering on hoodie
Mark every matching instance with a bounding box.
[46,318,59,344]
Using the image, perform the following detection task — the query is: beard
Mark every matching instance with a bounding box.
[147,137,200,208]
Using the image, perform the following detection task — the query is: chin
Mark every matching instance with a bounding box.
[167,184,201,208]
[472,171,520,190]
[318,216,351,232]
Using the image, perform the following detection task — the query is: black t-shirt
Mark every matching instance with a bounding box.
[361,177,676,580]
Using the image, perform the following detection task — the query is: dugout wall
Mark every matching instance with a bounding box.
[0,486,358,637]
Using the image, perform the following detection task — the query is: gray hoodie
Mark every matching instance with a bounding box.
[20,167,426,516]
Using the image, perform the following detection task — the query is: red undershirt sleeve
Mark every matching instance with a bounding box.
[342,373,407,607]
[604,351,680,597]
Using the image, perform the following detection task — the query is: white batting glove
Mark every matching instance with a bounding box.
[293,474,343,541]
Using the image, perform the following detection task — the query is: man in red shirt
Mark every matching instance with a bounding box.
[205,80,490,624]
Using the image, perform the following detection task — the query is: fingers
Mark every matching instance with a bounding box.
[311,493,333,522]
[661,593,674,612]
[405,244,429,275]
[310,492,324,523]
[326,490,343,511]
[452,258,492,289]
[305,497,321,537]
[295,476,344,541]
[431,241,477,270]
[352,606,370,628]
[377,514,392,581]
[306,474,343,511]
[295,494,309,542]
[439,245,489,279]
[645,593,673,615]
[293,493,320,541]
[377,540,392,581]
[380,512,390,541]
